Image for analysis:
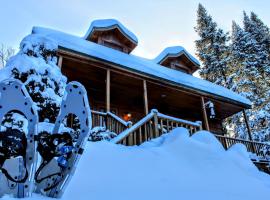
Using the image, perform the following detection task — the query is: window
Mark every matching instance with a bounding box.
[103,40,124,52]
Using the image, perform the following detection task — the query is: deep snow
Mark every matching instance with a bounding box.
[2,127,270,200]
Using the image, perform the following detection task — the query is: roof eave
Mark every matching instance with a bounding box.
[58,46,251,110]
[85,25,138,46]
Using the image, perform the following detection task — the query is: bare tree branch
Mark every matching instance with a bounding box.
[0,43,15,68]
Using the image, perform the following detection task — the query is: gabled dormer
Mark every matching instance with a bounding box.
[84,19,138,54]
[153,46,200,74]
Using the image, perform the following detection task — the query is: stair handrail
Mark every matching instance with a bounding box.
[111,111,155,144]
[111,109,202,145]
[91,110,131,127]
[157,112,202,127]
[91,110,132,135]
[107,111,132,127]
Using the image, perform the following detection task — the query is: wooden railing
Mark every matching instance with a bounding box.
[91,110,131,135]
[215,135,270,160]
[94,109,270,163]
[111,109,202,146]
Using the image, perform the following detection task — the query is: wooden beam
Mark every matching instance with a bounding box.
[58,49,249,110]
[143,80,149,115]
[57,56,63,69]
[106,69,110,112]
[242,110,256,153]
[243,110,253,141]
[201,96,210,131]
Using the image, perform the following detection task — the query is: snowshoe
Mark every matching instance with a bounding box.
[0,79,38,198]
[34,81,91,198]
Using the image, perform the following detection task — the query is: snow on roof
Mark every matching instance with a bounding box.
[32,26,251,107]
[153,46,200,66]
[83,19,138,44]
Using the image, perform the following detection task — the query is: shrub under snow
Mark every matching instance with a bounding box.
[0,34,67,124]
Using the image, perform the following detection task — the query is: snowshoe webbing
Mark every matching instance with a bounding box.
[0,128,28,183]
[34,132,73,189]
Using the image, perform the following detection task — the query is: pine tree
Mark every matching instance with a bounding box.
[243,12,270,81]
[242,13,270,141]
[195,4,230,87]
[228,19,270,141]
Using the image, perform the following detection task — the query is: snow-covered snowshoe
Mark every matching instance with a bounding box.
[34,81,91,198]
[0,79,38,198]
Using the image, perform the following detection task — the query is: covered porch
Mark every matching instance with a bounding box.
[58,51,250,137]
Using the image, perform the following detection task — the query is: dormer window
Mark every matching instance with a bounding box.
[153,46,200,75]
[84,19,138,54]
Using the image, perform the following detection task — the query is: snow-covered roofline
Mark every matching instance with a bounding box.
[153,46,200,67]
[32,26,251,108]
[83,19,138,45]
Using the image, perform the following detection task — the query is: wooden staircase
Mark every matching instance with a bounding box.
[111,109,202,145]
[91,110,132,134]
[91,109,270,173]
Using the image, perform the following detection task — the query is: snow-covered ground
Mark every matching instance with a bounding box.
[2,128,270,200]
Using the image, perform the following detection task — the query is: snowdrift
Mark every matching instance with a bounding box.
[3,128,270,200]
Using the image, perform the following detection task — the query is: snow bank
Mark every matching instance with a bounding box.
[3,128,270,200]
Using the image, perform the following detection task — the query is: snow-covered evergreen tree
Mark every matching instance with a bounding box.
[0,34,67,127]
[195,4,230,87]
[226,19,270,142]
[195,6,270,142]
[243,12,270,82]
[241,12,270,141]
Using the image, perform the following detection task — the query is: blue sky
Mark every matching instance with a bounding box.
[1,0,270,59]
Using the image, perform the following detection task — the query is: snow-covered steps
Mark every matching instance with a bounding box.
[91,110,131,136]
[110,110,270,173]
[111,109,202,145]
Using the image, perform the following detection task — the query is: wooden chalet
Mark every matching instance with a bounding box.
[31,19,270,172]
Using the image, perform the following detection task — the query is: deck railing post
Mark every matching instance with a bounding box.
[152,109,159,138]
[127,121,133,128]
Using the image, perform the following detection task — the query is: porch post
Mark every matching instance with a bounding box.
[242,109,256,153]
[242,110,253,141]
[143,80,149,115]
[57,56,63,69]
[106,69,110,112]
[200,96,210,131]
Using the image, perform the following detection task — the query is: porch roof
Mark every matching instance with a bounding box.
[32,26,252,108]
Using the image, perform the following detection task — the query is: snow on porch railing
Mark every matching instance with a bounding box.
[91,110,132,135]
[111,109,202,146]
[215,135,270,160]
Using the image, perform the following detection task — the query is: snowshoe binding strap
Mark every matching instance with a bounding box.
[0,128,29,183]
[34,132,73,189]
